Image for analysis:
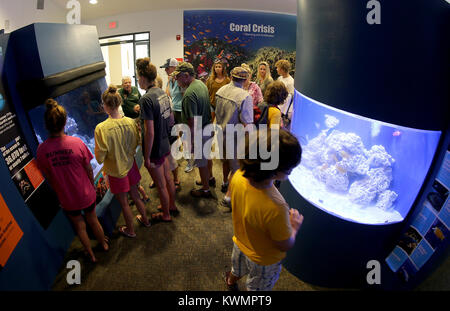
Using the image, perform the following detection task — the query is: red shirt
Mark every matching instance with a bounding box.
[36,135,96,211]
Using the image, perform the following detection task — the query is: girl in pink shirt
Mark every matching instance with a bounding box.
[36,99,108,263]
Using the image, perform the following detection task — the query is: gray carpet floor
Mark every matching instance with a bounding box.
[51,159,333,291]
[51,159,448,291]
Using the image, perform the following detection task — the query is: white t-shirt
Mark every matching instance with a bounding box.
[277,75,295,94]
[277,75,295,116]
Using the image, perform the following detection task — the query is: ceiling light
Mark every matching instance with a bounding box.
[89,0,98,4]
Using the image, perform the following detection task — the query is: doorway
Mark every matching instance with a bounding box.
[99,32,150,94]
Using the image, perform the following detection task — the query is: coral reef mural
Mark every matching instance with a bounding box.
[183,10,297,80]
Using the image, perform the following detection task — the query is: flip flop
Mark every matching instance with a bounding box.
[136,215,151,228]
[118,226,136,238]
[150,212,172,224]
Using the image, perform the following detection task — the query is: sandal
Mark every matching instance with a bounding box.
[157,206,180,217]
[223,271,239,291]
[174,181,181,192]
[136,215,151,227]
[195,177,216,187]
[190,188,213,198]
[150,212,172,224]
[118,226,136,238]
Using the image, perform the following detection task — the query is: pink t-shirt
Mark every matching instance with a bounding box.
[36,135,96,211]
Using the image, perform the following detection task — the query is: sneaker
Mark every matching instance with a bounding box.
[221,196,231,207]
[190,188,213,198]
[196,177,216,187]
[185,159,194,173]
[221,182,229,193]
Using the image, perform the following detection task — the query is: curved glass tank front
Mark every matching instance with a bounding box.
[28,78,108,178]
[289,90,441,225]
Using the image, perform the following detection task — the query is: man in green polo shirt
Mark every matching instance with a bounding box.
[118,76,141,119]
[173,62,216,198]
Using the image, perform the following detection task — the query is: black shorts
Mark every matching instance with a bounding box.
[64,201,96,217]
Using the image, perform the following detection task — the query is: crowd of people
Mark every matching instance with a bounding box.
[36,56,304,291]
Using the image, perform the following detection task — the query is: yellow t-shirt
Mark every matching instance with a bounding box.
[268,106,281,127]
[230,169,292,265]
[94,116,140,178]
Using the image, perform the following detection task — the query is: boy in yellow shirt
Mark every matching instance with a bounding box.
[224,129,304,291]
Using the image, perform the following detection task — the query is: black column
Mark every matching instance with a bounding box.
[295,0,449,131]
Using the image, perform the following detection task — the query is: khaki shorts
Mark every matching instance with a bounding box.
[193,132,213,168]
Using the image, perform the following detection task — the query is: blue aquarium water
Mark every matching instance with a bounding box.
[288,91,441,225]
[28,78,108,178]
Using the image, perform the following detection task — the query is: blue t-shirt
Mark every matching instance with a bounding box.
[168,78,183,112]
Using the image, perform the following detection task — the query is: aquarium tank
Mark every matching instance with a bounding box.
[289,91,441,225]
[28,78,108,178]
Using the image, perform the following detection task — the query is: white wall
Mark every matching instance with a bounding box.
[0,0,65,32]
[86,9,184,88]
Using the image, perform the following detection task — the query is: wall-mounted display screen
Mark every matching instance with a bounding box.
[289,91,441,225]
[28,78,108,178]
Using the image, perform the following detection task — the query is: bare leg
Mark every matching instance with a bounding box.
[84,208,108,251]
[137,185,149,201]
[198,166,210,191]
[222,161,230,184]
[172,167,180,184]
[148,164,171,220]
[208,159,213,179]
[67,214,96,262]
[115,192,136,236]
[163,158,177,211]
[129,184,150,225]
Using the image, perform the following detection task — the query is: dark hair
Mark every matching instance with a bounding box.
[44,99,67,134]
[240,129,302,182]
[101,85,122,109]
[264,81,288,106]
[136,57,157,82]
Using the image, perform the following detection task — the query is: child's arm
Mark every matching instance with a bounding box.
[273,209,304,252]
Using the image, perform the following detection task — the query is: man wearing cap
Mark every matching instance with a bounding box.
[214,66,254,207]
[173,62,215,198]
[118,76,141,119]
[160,58,193,175]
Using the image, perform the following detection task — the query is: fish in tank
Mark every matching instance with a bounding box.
[29,78,108,178]
[288,91,441,225]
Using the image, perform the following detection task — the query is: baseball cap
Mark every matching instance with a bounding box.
[230,66,249,80]
[171,62,195,77]
[160,58,179,68]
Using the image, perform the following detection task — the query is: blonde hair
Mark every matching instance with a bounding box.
[44,99,67,134]
[156,75,163,89]
[275,59,291,73]
[256,61,273,84]
[101,85,122,109]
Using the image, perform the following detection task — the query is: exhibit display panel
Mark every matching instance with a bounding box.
[289,91,441,225]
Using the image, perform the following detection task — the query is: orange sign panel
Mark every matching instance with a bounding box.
[23,159,44,189]
[0,193,24,267]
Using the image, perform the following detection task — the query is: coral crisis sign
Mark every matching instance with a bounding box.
[183,10,296,80]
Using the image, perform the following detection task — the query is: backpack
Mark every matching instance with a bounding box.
[280,95,294,130]
[254,101,282,127]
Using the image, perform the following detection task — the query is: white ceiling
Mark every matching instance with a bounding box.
[53,0,297,21]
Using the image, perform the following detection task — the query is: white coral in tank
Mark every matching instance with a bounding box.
[376,190,398,211]
[325,114,339,129]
